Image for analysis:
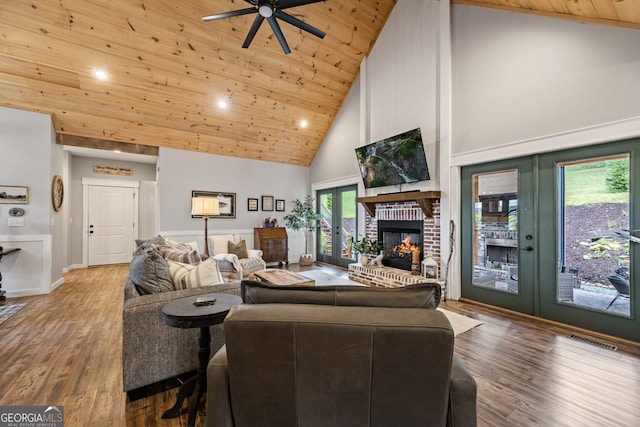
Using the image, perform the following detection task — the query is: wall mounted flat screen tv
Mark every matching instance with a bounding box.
[355,128,430,189]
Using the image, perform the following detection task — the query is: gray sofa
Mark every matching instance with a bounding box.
[207,281,477,427]
[123,279,241,393]
[122,236,242,394]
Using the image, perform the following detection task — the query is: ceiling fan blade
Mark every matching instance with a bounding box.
[242,15,265,48]
[201,7,257,22]
[275,11,326,39]
[278,0,326,10]
[266,16,291,54]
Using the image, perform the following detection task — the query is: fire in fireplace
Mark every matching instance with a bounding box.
[378,220,423,271]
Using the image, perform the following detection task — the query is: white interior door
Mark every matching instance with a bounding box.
[88,185,135,266]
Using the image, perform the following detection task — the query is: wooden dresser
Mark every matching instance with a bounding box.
[254,227,288,265]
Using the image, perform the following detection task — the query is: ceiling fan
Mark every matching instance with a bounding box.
[202,0,327,54]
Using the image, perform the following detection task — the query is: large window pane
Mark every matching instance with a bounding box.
[472,170,519,294]
[557,155,631,317]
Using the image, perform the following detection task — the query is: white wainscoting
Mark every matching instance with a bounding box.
[0,234,54,297]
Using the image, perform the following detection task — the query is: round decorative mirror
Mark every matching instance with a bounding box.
[52,175,64,212]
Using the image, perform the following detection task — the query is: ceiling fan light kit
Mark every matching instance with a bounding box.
[202,0,327,54]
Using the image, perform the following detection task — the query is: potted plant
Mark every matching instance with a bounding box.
[349,234,382,266]
[283,195,322,266]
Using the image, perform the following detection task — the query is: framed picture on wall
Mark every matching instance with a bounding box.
[248,198,259,211]
[191,190,236,218]
[276,199,285,211]
[0,185,29,204]
[261,195,274,211]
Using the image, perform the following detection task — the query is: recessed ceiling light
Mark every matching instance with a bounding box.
[218,100,228,109]
[94,69,107,81]
[300,119,308,128]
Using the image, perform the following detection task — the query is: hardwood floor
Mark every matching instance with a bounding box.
[0,263,638,426]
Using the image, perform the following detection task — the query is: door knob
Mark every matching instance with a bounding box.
[522,246,533,251]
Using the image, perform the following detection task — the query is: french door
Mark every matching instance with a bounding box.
[462,139,639,341]
[538,141,638,339]
[461,157,536,315]
[316,185,358,268]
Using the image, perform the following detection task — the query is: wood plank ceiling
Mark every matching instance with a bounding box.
[0,0,396,166]
[453,0,640,31]
[1,1,638,166]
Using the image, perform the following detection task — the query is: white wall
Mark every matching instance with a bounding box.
[363,0,441,193]
[0,106,61,296]
[451,6,640,163]
[49,125,65,286]
[157,148,311,262]
[310,77,361,184]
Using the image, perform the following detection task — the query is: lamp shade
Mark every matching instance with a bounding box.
[191,197,220,216]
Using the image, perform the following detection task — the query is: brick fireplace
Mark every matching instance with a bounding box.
[348,192,442,288]
[364,200,441,273]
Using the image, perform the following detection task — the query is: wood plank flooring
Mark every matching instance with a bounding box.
[0,263,638,426]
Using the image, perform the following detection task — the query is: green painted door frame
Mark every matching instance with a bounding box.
[461,138,640,342]
[538,139,639,341]
[316,185,358,268]
[461,156,537,315]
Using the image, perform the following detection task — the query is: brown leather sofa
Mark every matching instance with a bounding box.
[206,281,477,427]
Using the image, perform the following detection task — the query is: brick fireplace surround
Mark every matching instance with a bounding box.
[348,200,441,288]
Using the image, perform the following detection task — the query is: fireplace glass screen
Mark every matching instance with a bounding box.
[378,220,423,271]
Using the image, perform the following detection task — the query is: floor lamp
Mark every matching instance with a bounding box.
[192,196,220,256]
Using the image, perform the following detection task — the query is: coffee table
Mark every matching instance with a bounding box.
[251,269,315,286]
[161,292,242,427]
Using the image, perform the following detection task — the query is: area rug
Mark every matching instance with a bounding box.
[438,308,483,336]
[0,303,26,326]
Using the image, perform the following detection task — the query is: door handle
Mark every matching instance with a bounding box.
[522,246,533,252]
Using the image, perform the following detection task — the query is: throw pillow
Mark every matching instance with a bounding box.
[128,246,174,295]
[165,238,199,252]
[167,258,224,289]
[135,234,165,249]
[228,239,249,259]
[159,245,202,265]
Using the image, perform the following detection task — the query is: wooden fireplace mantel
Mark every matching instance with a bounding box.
[356,190,441,218]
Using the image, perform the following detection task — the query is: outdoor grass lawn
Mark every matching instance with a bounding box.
[564,164,629,206]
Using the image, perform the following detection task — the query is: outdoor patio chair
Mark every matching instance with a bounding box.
[606,275,630,311]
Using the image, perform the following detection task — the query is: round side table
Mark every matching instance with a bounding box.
[161,292,242,427]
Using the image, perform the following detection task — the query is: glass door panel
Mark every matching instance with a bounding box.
[461,157,535,315]
[318,192,333,258]
[556,155,631,317]
[472,170,519,294]
[316,185,358,268]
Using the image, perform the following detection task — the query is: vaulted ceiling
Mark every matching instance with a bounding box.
[1,1,638,166]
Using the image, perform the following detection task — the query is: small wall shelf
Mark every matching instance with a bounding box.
[356,190,441,218]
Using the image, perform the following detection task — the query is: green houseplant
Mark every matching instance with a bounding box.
[284,195,322,266]
[349,234,382,265]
